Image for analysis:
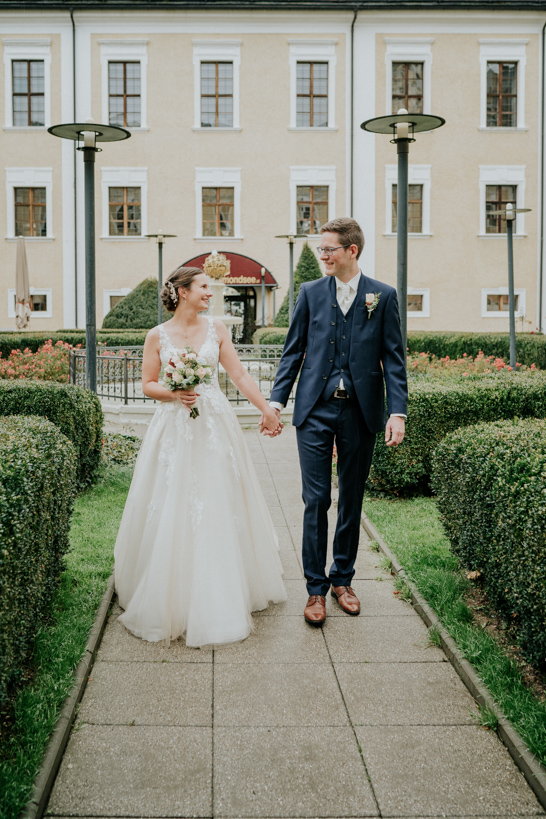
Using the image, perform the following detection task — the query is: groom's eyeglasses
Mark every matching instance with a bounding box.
[316,245,350,256]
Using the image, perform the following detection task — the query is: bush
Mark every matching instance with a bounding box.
[0,381,103,489]
[258,329,289,345]
[432,418,546,669]
[0,331,148,357]
[102,277,170,329]
[0,339,72,382]
[274,243,322,327]
[407,331,546,370]
[369,372,546,495]
[0,416,77,711]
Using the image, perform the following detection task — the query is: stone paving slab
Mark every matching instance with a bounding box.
[214,615,330,664]
[97,614,213,663]
[324,615,446,663]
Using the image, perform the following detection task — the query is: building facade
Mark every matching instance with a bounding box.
[0,0,545,337]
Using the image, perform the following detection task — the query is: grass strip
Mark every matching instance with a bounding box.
[363,495,546,766]
[0,464,132,819]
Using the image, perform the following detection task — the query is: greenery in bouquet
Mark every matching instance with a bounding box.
[0,339,75,382]
[160,347,213,418]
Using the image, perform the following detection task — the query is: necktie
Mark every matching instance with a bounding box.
[338,284,352,314]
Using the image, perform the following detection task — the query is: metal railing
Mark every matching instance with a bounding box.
[69,344,295,406]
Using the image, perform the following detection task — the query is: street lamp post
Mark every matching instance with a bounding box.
[275,235,296,324]
[487,202,531,369]
[49,121,130,391]
[145,231,177,325]
[361,109,445,357]
[261,267,266,326]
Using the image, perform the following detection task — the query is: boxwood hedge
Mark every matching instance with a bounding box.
[432,418,546,670]
[0,416,77,710]
[0,330,148,357]
[0,381,103,488]
[407,331,546,370]
[369,372,546,494]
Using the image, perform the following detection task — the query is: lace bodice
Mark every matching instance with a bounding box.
[159,317,219,388]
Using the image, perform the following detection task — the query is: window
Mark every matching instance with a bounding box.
[296,62,328,127]
[392,184,423,233]
[108,62,141,127]
[3,39,51,128]
[99,40,147,129]
[109,187,141,236]
[391,62,423,114]
[385,39,433,116]
[200,62,233,128]
[109,294,126,310]
[485,185,516,234]
[385,165,431,237]
[193,41,241,130]
[407,288,430,317]
[202,187,234,237]
[487,293,518,312]
[12,60,44,126]
[407,293,423,312]
[8,287,52,319]
[296,186,329,235]
[479,40,527,130]
[289,40,337,129]
[482,288,526,318]
[479,166,525,236]
[103,288,132,319]
[14,187,46,236]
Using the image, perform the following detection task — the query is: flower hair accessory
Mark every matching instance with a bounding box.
[365,292,381,319]
[167,280,178,306]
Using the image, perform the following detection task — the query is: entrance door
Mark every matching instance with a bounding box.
[224,287,256,343]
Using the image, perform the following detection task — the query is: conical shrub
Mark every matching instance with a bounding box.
[274,242,323,327]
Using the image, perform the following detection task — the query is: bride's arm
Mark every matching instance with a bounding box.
[216,321,281,433]
[141,328,197,407]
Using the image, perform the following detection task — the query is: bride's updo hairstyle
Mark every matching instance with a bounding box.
[160,266,204,312]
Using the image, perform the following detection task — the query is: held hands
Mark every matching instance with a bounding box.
[259,407,283,437]
[385,415,405,447]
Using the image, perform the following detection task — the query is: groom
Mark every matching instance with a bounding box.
[268,217,407,625]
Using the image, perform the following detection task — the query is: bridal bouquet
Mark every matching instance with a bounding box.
[161,348,213,419]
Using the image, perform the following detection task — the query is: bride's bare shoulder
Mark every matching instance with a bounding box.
[144,325,161,348]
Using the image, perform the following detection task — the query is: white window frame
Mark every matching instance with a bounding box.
[101,167,148,239]
[479,39,527,131]
[385,165,431,237]
[195,167,242,240]
[481,287,526,318]
[193,40,241,131]
[103,287,132,320]
[289,166,336,236]
[479,165,526,237]
[384,38,433,116]
[3,38,51,130]
[407,287,430,318]
[288,39,337,130]
[6,167,53,239]
[8,287,52,319]
[99,39,148,130]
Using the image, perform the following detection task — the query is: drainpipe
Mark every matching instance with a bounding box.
[350,6,358,216]
[70,7,79,327]
[539,19,546,333]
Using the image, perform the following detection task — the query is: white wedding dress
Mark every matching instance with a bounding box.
[114,317,286,647]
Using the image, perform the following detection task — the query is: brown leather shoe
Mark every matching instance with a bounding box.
[331,585,360,615]
[304,594,326,626]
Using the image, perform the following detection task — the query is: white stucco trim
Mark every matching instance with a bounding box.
[99,39,148,129]
[407,287,430,317]
[3,38,51,128]
[100,167,148,238]
[289,166,336,235]
[192,40,241,130]
[481,287,526,318]
[195,167,242,239]
[288,39,337,129]
[8,287,52,319]
[384,38,433,116]
[5,167,53,239]
[479,39,528,130]
[478,165,526,236]
[385,164,431,236]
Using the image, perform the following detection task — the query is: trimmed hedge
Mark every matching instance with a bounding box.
[258,329,289,345]
[369,372,546,494]
[0,330,148,357]
[0,416,77,710]
[407,331,546,370]
[432,418,546,669]
[0,382,103,489]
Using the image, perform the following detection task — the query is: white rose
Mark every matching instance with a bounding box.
[185,368,195,377]
[187,352,197,361]
[197,367,206,378]
[171,371,183,384]
[366,293,374,303]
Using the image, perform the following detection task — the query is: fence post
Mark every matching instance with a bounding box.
[123,356,128,405]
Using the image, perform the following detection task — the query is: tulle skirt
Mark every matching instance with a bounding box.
[114,387,287,647]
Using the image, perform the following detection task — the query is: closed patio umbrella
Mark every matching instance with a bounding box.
[15,235,31,330]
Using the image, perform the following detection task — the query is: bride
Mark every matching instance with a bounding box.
[114,266,287,648]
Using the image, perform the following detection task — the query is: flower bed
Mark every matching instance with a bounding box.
[0,339,73,383]
[407,331,546,370]
[407,350,537,376]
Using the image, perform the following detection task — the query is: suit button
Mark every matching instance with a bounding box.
[329,357,333,362]
[342,335,346,339]
[331,321,336,326]
[341,368,345,372]
[322,375,327,380]
[342,353,346,357]
[330,339,334,343]
[343,319,347,323]
[332,303,337,308]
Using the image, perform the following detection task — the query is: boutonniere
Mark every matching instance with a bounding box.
[365,292,381,319]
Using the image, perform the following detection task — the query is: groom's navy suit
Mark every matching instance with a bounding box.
[270,272,407,596]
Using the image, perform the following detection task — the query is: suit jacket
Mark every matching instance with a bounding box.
[270,273,408,431]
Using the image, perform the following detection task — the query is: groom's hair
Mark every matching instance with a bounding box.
[320,217,364,259]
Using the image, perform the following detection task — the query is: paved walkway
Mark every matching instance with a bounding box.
[46,427,544,819]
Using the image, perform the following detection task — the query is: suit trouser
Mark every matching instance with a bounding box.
[296,395,376,597]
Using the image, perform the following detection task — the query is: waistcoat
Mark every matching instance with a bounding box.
[321,295,357,399]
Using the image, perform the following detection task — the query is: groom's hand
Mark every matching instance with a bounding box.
[259,407,283,437]
[385,415,405,447]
